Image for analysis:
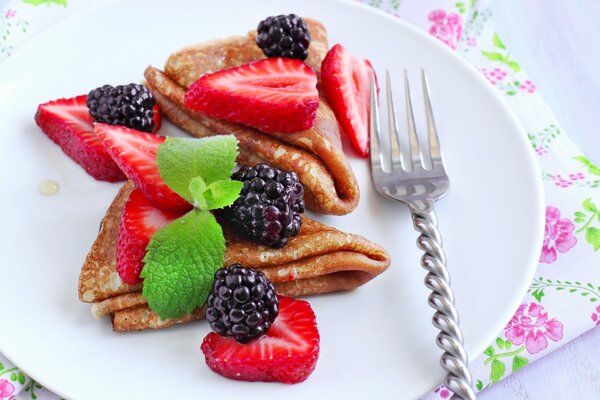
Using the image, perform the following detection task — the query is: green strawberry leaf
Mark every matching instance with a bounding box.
[511,355,529,373]
[492,32,506,49]
[586,227,600,251]
[490,359,506,383]
[157,135,238,203]
[141,209,225,319]
[583,198,597,212]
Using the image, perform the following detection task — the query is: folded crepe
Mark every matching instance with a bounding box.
[143,18,360,216]
[79,182,390,332]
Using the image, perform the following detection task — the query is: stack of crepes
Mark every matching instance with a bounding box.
[78,18,391,331]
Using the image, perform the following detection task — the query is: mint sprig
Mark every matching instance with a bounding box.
[141,135,241,319]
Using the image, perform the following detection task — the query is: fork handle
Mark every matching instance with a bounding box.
[410,201,475,400]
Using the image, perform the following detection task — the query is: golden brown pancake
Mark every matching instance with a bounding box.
[79,182,390,331]
[144,18,360,215]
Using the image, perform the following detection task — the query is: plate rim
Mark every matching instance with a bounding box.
[0,0,545,397]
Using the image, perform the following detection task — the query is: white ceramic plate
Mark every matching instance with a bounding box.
[0,0,544,399]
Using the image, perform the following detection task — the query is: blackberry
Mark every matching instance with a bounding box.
[206,264,279,343]
[256,14,311,60]
[87,83,156,133]
[221,163,304,248]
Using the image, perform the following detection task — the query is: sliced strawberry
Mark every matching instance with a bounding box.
[184,58,318,134]
[201,296,320,384]
[117,188,183,284]
[321,43,376,157]
[35,95,126,182]
[95,123,191,212]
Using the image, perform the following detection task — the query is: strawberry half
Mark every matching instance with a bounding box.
[184,58,318,134]
[201,296,320,384]
[117,188,183,284]
[95,123,191,212]
[35,95,126,182]
[321,43,376,157]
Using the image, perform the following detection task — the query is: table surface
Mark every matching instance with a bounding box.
[481,0,600,398]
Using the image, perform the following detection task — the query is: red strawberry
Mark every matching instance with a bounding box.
[321,43,376,157]
[184,58,318,134]
[117,188,183,284]
[35,95,126,182]
[95,123,191,212]
[201,296,320,384]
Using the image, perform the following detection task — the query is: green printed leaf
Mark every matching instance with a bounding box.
[484,345,495,356]
[585,227,600,251]
[496,338,505,350]
[492,32,506,49]
[157,135,238,203]
[141,209,225,319]
[10,372,17,381]
[506,60,521,73]
[481,51,505,61]
[18,372,25,384]
[476,380,483,391]
[511,356,529,374]
[531,288,545,302]
[490,359,506,383]
[455,2,466,13]
[574,155,591,166]
[574,211,586,219]
[583,198,597,213]
[504,340,512,350]
[591,298,598,302]
[0,362,3,371]
[22,0,68,6]
[582,292,590,296]
[569,288,577,293]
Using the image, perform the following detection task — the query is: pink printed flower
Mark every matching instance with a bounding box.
[480,68,507,85]
[433,384,451,399]
[535,146,548,156]
[520,80,536,93]
[592,305,600,325]
[540,206,577,263]
[4,9,16,18]
[505,303,563,354]
[428,9,463,50]
[0,379,15,399]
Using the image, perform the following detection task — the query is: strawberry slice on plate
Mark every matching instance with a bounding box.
[117,188,184,284]
[201,296,320,384]
[95,123,191,212]
[184,58,319,134]
[35,95,126,182]
[321,43,376,157]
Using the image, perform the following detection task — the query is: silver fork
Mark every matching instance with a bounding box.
[369,70,475,400]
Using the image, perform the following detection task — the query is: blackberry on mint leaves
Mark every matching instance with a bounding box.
[221,163,304,248]
[256,14,311,60]
[206,264,279,343]
[87,83,156,133]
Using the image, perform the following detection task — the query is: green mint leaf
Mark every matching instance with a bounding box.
[203,179,243,210]
[157,135,238,203]
[511,355,528,374]
[189,177,242,211]
[490,359,506,383]
[189,176,208,210]
[141,209,225,319]
[583,198,597,212]
[586,227,600,251]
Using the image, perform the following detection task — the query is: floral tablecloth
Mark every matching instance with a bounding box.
[1,0,599,399]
